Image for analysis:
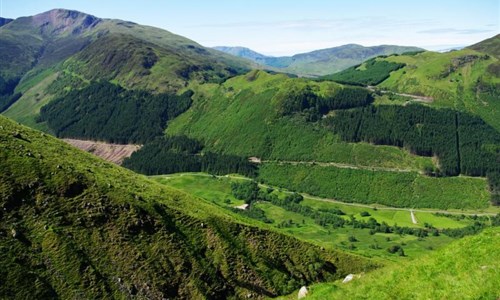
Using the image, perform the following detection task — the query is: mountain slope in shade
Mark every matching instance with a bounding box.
[0,114,373,299]
[0,18,13,27]
[214,44,423,76]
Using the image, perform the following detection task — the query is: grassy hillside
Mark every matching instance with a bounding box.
[1,9,252,127]
[166,70,496,209]
[0,115,375,298]
[376,47,500,132]
[215,44,422,77]
[289,227,500,299]
[167,70,433,171]
[320,36,500,133]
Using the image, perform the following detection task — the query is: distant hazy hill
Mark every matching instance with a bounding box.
[214,44,423,76]
[0,17,13,27]
[468,33,500,58]
[0,9,252,127]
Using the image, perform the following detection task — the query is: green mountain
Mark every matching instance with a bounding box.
[0,114,374,298]
[214,44,423,77]
[0,9,252,127]
[166,70,494,209]
[330,35,500,132]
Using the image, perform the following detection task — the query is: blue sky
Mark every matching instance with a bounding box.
[1,0,499,56]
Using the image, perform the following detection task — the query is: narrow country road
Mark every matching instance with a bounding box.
[260,159,415,173]
[410,210,418,224]
[366,86,434,104]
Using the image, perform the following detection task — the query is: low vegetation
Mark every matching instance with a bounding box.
[298,228,500,299]
[155,173,498,261]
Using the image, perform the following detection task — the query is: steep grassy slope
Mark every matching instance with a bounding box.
[1,9,252,126]
[215,44,422,77]
[167,70,433,171]
[295,227,500,299]
[0,115,374,299]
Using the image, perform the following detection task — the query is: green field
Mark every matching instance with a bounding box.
[258,163,490,210]
[153,173,487,260]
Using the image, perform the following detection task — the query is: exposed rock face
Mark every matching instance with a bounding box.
[298,286,308,299]
[30,9,101,36]
[63,139,141,165]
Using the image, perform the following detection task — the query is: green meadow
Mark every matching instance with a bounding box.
[153,173,488,261]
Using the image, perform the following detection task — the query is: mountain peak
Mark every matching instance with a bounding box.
[29,9,101,36]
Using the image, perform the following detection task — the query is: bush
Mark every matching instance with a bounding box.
[231,181,260,204]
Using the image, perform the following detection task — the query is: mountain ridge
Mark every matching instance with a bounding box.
[214,44,424,76]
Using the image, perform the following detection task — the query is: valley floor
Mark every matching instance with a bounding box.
[153,172,499,261]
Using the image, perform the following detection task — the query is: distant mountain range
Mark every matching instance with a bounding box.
[214,44,424,76]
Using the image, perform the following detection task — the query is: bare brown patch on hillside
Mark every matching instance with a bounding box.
[63,139,141,164]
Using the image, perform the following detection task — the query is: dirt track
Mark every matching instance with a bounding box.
[64,139,141,164]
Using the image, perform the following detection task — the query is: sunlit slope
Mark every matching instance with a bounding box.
[300,227,500,299]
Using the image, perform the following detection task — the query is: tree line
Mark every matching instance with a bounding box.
[38,81,193,144]
[324,104,500,204]
[122,135,257,177]
[0,76,21,113]
[279,84,373,121]
[320,58,405,86]
[228,181,493,239]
